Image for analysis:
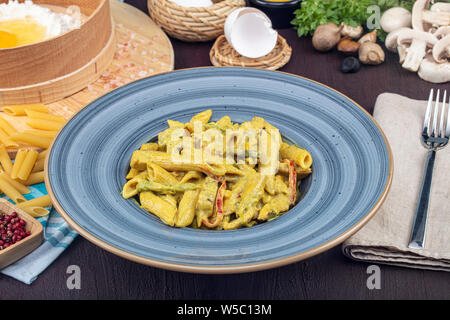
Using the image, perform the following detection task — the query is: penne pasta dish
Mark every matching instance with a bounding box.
[122,110,313,230]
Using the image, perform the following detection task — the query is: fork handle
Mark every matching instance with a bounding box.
[408,150,436,249]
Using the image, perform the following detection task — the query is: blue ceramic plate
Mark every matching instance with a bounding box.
[46,68,392,273]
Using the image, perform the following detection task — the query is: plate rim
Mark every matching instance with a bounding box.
[45,67,394,274]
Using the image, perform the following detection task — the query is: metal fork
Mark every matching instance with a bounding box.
[408,89,450,249]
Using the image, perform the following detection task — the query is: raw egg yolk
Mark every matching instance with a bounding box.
[0,19,47,48]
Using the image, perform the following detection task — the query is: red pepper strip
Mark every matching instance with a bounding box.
[199,165,225,182]
[202,180,227,228]
[285,159,297,205]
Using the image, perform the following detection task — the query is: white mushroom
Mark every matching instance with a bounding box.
[431,2,450,13]
[396,28,437,71]
[413,0,450,31]
[385,27,411,63]
[418,54,450,83]
[432,33,450,63]
[380,7,412,33]
[433,25,450,39]
[341,24,363,39]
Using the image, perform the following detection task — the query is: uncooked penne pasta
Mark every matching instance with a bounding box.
[37,149,48,161]
[17,149,38,181]
[0,176,26,203]
[0,172,30,194]
[0,116,17,136]
[16,195,51,208]
[26,118,63,131]
[11,149,28,179]
[20,206,50,218]
[2,104,49,116]
[25,109,66,123]
[0,129,18,148]
[31,157,45,173]
[24,130,58,139]
[20,171,44,186]
[11,133,52,149]
[0,144,13,174]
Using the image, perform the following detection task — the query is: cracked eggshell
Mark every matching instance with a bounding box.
[224,7,278,59]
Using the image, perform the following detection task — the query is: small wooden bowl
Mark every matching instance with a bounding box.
[0,0,115,105]
[148,0,246,42]
[0,199,43,269]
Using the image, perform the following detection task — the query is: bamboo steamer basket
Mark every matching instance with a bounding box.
[148,0,246,42]
[0,0,115,105]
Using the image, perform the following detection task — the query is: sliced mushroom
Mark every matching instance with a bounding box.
[396,28,437,71]
[418,54,450,83]
[385,27,411,52]
[413,0,450,31]
[341,24,363,39]
[431,2,450,13]
[380,7,412,33]
[432,33,450,63]
[434,26,450,39]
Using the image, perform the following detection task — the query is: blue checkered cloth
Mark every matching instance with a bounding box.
[1,183,78,284]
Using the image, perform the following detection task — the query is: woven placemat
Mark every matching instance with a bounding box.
[210,34,292,70]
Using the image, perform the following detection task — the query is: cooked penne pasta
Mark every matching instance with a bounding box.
[0,175,26,203]
[2,104,49,116]
[0,116,18,136]
[17,149,38,181]
[25,109,66,123]
[123,110,313,230]
[26,118,64,131]
[0,129,18,148]
[20,171,44,186]
[16,195,51,208]
[139,191,177,226]
[11,149,28,179]
[31,157,45,173]
[0,172,30,194]
[0,144,13,174]
[11,133,52,149]
[20,206,50,218]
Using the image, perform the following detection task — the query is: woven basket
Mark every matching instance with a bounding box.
[148,0,246,42]
[210,34,292,70]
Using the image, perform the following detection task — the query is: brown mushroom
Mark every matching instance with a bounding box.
[340,24,363,39]
[337,38,360,54]
[359,42,385,65]
[358,30,377,44]
[312,23,343,52]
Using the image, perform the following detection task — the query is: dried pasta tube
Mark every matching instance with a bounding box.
[17,149,38,181]
[24,130,57,139]
[11,149,28,179]
[0,172,30,194]
[0,144,13,174]
[31,158,45,173]
[20,171,44,186]
[0,129,18,148]
[26,118,63,131]
[20,206,50,218]
[0,176,26,203]
[25,109,66,123]
[11,133,52,149]
[0,116,17,136]
[16,194,51,208]
[37,149,48,161]
[2,104,49,116]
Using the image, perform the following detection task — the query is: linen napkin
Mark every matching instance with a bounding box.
[1,183,78,284]
[342,93,450,272]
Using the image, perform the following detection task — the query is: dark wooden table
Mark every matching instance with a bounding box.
[1,0,449,300]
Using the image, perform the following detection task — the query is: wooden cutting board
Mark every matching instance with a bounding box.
[4,0,174,157]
